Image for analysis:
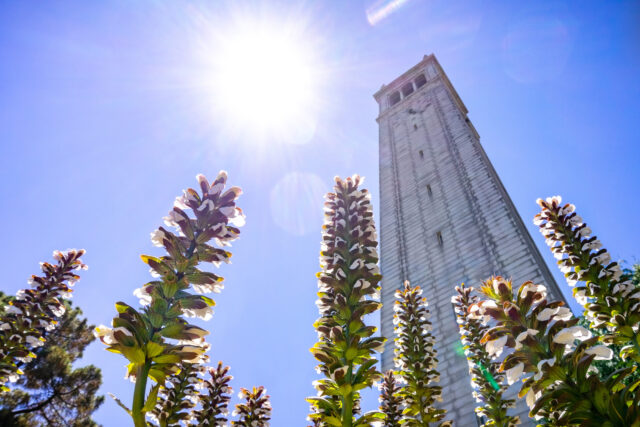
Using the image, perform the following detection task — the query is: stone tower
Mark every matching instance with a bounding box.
[374,54,565,424]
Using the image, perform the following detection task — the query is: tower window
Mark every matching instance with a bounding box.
[419,150,424,159]
[389,91,401,106]
[415,73,427,88]
[426,184,432,196]
[401,82,414,97]
[436,231,443,246]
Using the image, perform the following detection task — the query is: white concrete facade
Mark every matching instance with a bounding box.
[374,54,565,425]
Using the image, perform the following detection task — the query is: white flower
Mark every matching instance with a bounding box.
[525,388,541,409]
[574,289,588,305]
[486,335,508,358]
[48,303,66,317]
[366,263,380,275]
[26,335,44,348]
[114,327,133,338]
[150,229,166,247]
[546,195,562,205]
[537,306,572,322]
[585,345,613,360]
[192,282,224,294]
[534,358,555,380]
[553,326,592,344]
[6,305,23,315]
[182,306,213,321]
[197,199,215,212]
[349,259,364,270]
[133,287,152,305]
[515,329,538,350]
[94,325,116,345]
[506,362,524,385]
[520,283,547,300]
[228,208,246,227]
[0,323,10,331]
[163,210,182,227]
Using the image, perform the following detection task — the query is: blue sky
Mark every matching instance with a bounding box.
[1,1,639,425]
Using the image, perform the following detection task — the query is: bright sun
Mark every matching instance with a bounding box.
[211,21,319,143]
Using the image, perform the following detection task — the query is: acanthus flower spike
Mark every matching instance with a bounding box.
[394,281,451,426]
[472,276,639,424]
[451,283,519,427]
[96,172,244,427]
[307,175,385,427]
[535,196,640,362]
[231,386,271,427]
[0,249,87,390]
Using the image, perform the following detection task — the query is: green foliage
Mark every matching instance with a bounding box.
[452,284,518,427]
[307,175,385,427]
[393,282,450,427]
[0,298,103,426]
[475,276,640,425]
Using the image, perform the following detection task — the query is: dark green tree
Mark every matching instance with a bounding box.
[0,294,103,426]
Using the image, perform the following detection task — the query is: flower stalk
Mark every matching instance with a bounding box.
[0,249,87,391]
[394,281,450,427]
[378,370,403,427]
[307,175,385,427]
[149,362,204,426]
[451,283,518,427]
[96,172,244,426]
[474,276,639,425]
[535,196,640,362]
[192,361,233,426]
[232,387,271,427]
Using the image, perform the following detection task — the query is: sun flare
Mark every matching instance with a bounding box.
[211,20,319,143]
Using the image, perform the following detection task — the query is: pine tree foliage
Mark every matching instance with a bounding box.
[393,281,451,427]
[0,297,103,427]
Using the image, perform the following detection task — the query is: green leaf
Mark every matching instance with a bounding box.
[142,383,161,413]
[146,341,165,358]
[120,346,146,365]
[159,323,184,339]
[345,347,357,361]
[109,393,132,416]
[323,416,342,426]
[152,354,181,364]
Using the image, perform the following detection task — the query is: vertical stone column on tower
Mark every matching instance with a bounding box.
[374,54,566,425]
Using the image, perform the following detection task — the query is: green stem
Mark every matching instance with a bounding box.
[341,391,353,427]
[132,361,151,427]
